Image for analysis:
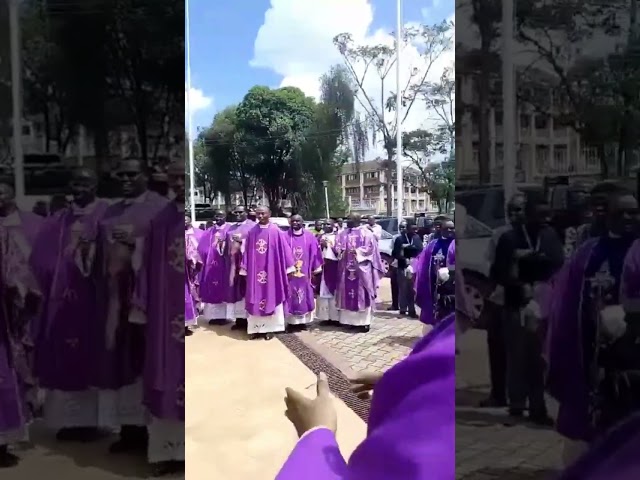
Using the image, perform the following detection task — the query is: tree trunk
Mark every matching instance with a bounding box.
[597,144,608,179]
[477,73,491,184]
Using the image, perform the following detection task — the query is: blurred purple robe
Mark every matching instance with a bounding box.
[225,220,256,311]
[94,191,168,391]
[284,229,323,319]
[185,227,203,325]
[414,237,454,325]
[545,236,637,442]
[276,313,455,480]
[197,223,230,313]
[333,228,383,313]
[0,211,43,443]
[557,412,640,479]
[240,223,294,317]
[32,201,110,392]
[132,201,184,422]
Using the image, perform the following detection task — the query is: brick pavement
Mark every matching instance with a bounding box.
[296,279,565,479]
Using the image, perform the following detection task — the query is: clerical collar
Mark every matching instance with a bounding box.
[293,228,303,236]
[72,199,98,216]
[259,223,269,229]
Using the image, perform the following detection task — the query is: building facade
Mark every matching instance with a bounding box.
[338,159,437,215]
[455,73,603,185]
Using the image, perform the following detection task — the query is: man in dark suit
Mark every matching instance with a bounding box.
[392,221,423,317]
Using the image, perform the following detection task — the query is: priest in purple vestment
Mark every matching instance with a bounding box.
[0,179,43,468]
[283,215,323,331]
[130,161,185,477]
[31,169,111,442]
[198,210,232,325]
[333,213,384,333]
[544,188,639,466]
[414,218,455,329]
[276,311,456,480]
[316,220,340,325]
[95,158,168,453]
[185,214,204,335]
[226,205,256,332]
[239,206,294,340]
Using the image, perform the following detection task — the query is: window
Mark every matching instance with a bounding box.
[346,187,359,195]
[584,146,599,168]
[364,186,378,195]
[22,125,31,136]
[347,174,357,181]
[494,110,503,126]
[472,147,479,164]
[520,114,530,129]
[553,146,568,168]
[364,171,377,179]
[495,144,504,166]
[534,115,548,130]
[418,200,425,209]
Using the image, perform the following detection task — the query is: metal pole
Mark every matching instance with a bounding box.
[395,0,403,223]
[9,0,25,201]
[322,181,330,219]
[502,0,516,210]
[186,0,196,221]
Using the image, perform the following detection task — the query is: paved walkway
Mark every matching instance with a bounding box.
[195,325,366,480]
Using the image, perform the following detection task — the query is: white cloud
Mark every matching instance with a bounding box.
[186,85,214,114]
[251,0,454,161]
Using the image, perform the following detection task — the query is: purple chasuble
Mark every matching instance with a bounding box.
[240,223,294,316]
[446,240,455,267]
[545,237,637,442]
[318,233,339,296]
[276,314,455,480]
[414,238,453,325]
[225,220,256,304]
[0,211,44,439]
[93,192,168,390]
[333,228,383,312]
[557,412,640,479]
[285,229,323,315]
[197,223,230,304]
[133,202,185,421]
[185,227,203,323]
[31,201,110,391]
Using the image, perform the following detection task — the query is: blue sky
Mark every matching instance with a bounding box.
[187,0,454,132]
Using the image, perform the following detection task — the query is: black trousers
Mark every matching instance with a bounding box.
[389,266,399,308]
[485,302,507,402]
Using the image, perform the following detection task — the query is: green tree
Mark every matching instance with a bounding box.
[235,86,316,212]
[333,20,453,215]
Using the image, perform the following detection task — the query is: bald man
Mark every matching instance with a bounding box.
[332,213,384,333]
[32,168,112,442]
[239,206,295,340]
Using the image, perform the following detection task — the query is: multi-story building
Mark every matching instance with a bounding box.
[455,72,603,186]
[338,159,437,215]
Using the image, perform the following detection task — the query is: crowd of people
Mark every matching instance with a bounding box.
[475,182,640,467]
[186,210,459,341]
[0,159,186,476]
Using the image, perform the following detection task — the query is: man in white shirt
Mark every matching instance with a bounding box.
[365,215,383,241]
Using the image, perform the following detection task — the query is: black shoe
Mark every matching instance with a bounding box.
[387,306,399,311]
[184,327,193,336]
[150,460,184,477]
[478,397,507,408]
[109,425,147,454]
[320,320,338,326]
[265,333,274,340]
[357,325,370,333]
[0,446,19,468]
[249,334,260,340]
[408,311,418,319]
[399,311,407,316]
[529,412,554,427]
[508,408,525,417]
[55,427,100,442]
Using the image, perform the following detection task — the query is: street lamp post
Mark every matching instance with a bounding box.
[395,0,403,224]
[502,0,516,211]
[186,0,196,221]
[9,0,25,201]
[322,180,330,219]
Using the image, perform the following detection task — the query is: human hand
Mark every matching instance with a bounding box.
[284,372,337,438]
[349,371,383,399]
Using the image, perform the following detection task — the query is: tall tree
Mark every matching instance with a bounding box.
[235,86,316,212]
[333,20,453,215]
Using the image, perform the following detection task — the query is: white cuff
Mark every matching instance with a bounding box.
[299,425,334,441]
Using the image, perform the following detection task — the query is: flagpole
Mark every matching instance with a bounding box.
[395,0,403,223]
[9,0,25,201]
[186,0,196,221]
[502,0,516,208]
